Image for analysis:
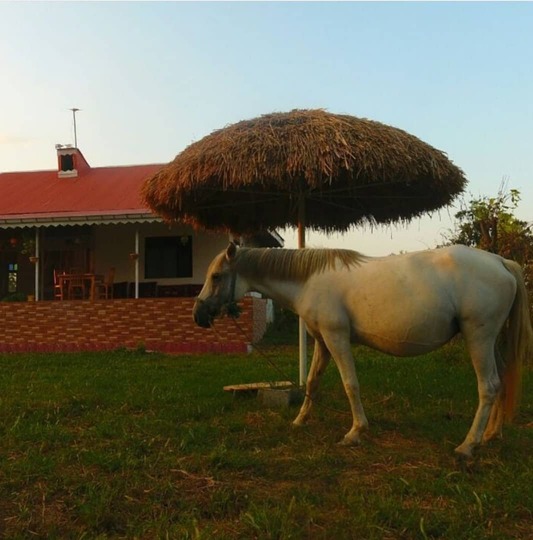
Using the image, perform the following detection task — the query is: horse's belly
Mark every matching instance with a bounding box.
[351,308,458,357]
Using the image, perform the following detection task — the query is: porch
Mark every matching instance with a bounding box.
[0,222,228,302]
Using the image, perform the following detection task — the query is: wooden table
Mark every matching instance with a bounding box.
[58,273,103,301]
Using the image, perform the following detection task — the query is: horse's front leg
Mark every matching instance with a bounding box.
[322,330,368,445]
[293,339,330,426]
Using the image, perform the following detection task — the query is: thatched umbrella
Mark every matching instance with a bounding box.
[142,109,467,383]
[142,109,466,239]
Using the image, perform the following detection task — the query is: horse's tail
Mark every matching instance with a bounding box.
[500,259,533,421]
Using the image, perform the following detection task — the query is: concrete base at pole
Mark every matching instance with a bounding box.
[257,387,303,408]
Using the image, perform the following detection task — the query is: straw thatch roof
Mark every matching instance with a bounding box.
[142,109,467,234]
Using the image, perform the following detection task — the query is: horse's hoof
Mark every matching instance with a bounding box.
[453,449,478,471]
[292,418,306,427]
[454,444,475,461]
[338,435,362,447]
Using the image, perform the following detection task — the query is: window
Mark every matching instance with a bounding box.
[145,236,192,279]
[7,263,18,293]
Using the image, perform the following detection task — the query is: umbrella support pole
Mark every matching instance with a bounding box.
[299,318,307,386]
[298,195,308,387]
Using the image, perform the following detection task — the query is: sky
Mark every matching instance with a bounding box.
[1,1,532,255]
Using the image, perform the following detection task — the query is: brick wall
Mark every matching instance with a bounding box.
[0,297,267,354]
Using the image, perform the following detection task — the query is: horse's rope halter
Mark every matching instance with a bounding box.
[221,264,241,319]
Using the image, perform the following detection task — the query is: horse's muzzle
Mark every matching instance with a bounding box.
[192,299,217,328]
[194,312,212,329]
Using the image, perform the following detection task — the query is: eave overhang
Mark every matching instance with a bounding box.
[0,211,162,229]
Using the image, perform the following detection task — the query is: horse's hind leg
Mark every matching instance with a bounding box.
[293,339,330,426]
[455,336,501,458]
[483,345,506,442]
[483,392,505,442]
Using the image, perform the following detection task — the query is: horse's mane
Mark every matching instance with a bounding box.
[234,248,366,282]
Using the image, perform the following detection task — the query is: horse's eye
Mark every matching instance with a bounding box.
[212,273,222,283]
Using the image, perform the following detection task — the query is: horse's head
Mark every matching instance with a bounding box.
[193,242,242,328]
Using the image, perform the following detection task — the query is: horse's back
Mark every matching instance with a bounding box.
[310,245,517,356]
[359,244,515,310]
[426,245,516,314]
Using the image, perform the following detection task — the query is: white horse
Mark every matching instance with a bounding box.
[193,243,532,457]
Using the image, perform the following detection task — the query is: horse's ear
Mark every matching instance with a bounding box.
[226,242,237,261]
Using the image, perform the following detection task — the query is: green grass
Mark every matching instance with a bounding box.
[0,342,531,539]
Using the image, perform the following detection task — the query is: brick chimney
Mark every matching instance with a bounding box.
[56,145,90,178]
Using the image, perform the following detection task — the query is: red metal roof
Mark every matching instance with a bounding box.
[0,155,163,225]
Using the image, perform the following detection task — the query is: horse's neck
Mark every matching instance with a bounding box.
[245,277,302,310]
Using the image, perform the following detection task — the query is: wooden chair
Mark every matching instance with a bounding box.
[68,274,86,300]
[53,269,65,300]
[95,267,115,299]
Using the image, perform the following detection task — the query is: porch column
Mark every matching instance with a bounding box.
[34,227,40,302]
[134,229,139,299]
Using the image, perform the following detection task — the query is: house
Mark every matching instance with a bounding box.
[0,146,282,353]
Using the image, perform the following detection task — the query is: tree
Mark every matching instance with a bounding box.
[444,185,533,268]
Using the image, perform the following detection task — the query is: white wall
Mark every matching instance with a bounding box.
[93,222,229,284]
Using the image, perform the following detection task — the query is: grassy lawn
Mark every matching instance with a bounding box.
[0,341,531,539]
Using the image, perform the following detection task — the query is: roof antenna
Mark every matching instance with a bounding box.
[70,108,81,148]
